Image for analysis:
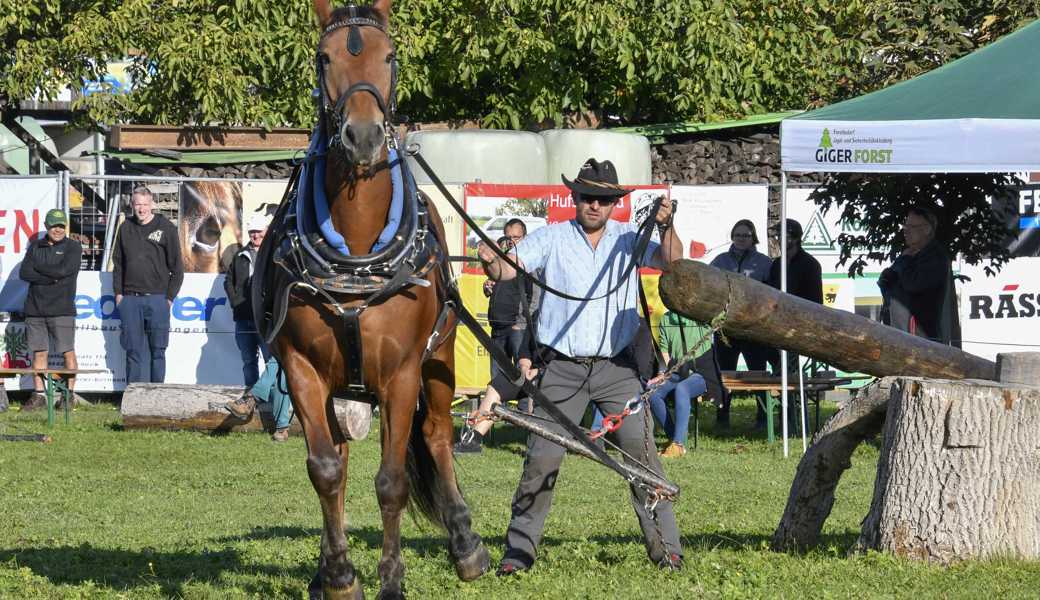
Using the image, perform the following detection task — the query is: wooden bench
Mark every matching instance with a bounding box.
[0,368,108,426]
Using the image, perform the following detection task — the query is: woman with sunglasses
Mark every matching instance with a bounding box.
[708,219,771,428]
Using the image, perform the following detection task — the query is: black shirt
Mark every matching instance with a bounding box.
[768,248,823,304]
[19,234,82,317]
[487,275,533,337]
[112,214,184,300]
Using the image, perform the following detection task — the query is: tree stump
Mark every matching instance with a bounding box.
[857,377,1040,563]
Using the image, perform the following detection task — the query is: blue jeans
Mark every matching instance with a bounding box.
[234,320,271,388]
[119,294,170,384]
[251,357,292,430]
[649,373,707,446]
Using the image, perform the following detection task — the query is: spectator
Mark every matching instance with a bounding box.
[479,157,685,574]
[113,187,184,384]
[18,209,82,411]
[878,206,961,347]
[485,220,533,379]
[766,218,822,429]
[710,219,772,427]
[224,214,271,394]
[648,310,719,456]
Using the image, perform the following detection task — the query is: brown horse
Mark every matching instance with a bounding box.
[263,1,489,598]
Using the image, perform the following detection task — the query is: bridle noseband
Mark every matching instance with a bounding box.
[315,6,399,153]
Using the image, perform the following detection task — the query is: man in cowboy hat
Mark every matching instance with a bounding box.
[478,158,685,574]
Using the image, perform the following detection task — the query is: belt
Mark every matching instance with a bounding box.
[124,291,158,297]
[538,345,609,366]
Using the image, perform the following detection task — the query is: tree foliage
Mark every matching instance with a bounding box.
[811,174,1019,278]
[2,0,872,129]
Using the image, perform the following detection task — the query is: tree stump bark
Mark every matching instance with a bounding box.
[772,377,895,551]
[857,377,1040,563]
[119,383,372,440]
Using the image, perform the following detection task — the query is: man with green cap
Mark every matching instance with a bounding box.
[18,208,82,410]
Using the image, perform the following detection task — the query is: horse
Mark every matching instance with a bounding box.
[253,1,489,598]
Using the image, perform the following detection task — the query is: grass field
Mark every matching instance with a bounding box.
[1,399,1038,599]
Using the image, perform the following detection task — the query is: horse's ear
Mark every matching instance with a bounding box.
[371,0,392,20]
[314,0,334,27]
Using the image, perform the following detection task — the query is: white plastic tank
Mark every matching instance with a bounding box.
[540,129,652,185]
[403,129,549,185]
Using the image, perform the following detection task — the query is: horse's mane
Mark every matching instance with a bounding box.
[328,5,387,26]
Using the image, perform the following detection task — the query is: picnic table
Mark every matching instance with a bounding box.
[0,368,108,427]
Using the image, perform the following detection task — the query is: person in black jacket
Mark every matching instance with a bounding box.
[18,209,82,411]
[484,221,533,380]
[878,206,961,347]
[223,214,273,420]
[112,187,184,384]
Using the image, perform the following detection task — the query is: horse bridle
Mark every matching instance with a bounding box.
[314,6,399,152]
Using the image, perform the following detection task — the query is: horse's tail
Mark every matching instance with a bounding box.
[405,390,448,528]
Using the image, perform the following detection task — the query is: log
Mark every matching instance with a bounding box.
[658,260,995,380]
[771,377,894,551]
[856,377,1040,563]
[119,383,372,440]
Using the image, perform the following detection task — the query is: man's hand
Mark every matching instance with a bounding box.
[477,241,498,263]
[483,279,495,297]
[167,299,173,308]
[648,372,668,386]
[115,294,123,305]
[654,197,674,225]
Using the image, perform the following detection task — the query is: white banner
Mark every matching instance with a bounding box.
[669,185,768,264]
[0,271,242,391]
[0,176,59,311]
[958,258,1040,360]
[782,118,1040,174]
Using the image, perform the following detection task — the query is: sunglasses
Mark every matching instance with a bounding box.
[732,233,753,239]
[577,197,618,207]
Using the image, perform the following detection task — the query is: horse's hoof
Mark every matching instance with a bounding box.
[454,543,490,582]
[323,579,364,600]
[375,590,404,600]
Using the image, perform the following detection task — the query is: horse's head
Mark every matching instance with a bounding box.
[314,0,397,168]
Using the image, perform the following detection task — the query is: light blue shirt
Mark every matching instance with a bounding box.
[515,219,661,358]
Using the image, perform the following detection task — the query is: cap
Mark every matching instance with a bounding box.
[45,208,67,228]
[246,213,271,232]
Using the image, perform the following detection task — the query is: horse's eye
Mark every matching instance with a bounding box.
[385,53,395,64]
[319,53,331,66]
[196,217,222,247]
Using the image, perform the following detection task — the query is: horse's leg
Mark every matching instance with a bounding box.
[373,368,420,600]
[282,348,362,600]
[421,340,490,581]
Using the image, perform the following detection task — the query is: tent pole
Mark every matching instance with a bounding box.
[780,171,789,458]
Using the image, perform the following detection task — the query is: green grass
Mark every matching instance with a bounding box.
[1,400,1038,599]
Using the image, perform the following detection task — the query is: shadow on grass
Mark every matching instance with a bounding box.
[0,543,311,597]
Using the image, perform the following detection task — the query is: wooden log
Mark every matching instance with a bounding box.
[119,383,372,440]
[856,377,1040,563]
[658,259,996,380]
[771,377,894,551]
[996,352,1040,386]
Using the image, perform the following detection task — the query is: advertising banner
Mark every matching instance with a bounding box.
[179,181,243,273]
[669,185,768,265]
[959,257,1040,360]
[0,271,240,391]
[0,177,58,311]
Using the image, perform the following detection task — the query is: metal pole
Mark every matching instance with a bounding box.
[780,170,789,458]
[798,356,807,452]
[93,131,106,204]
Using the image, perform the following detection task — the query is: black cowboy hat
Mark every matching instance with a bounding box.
[562,158,628,198]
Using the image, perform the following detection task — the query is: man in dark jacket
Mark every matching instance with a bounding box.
[486,223,533,379]
[113,186,184,384]
[878,206,961,347]
[223,214,270,411]
[19,209,82,411]
[765,218,822,374]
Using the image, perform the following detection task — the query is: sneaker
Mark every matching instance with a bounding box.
[453,430,483,454]
[659,442,687,458]
[226,392,257,419]
[271,428,289,442]
[22,393,47,412]
[658,553,684,570]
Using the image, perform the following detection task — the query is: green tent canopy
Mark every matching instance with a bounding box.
[782,19,1040,173]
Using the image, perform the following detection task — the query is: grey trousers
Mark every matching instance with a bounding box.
[502,356,683,569]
